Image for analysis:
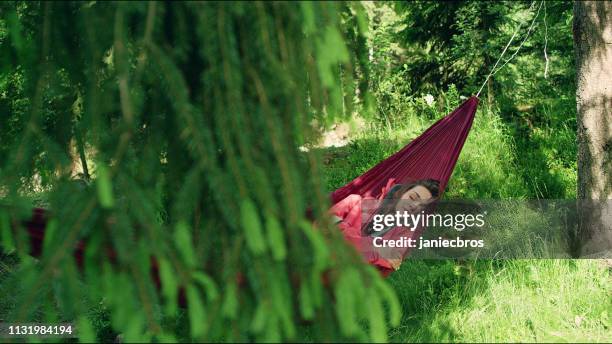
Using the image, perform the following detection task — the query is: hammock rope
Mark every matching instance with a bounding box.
[476,1,543,98]
[543,1,549,79]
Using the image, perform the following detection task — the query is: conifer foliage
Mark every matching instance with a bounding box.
[0,2,400,342]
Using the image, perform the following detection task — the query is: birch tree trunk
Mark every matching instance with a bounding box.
[573,1,612,257]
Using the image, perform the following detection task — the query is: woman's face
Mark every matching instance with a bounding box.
[394,185,434,213]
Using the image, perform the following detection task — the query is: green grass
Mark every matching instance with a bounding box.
[322,102,611,342]
[387,260,610,343]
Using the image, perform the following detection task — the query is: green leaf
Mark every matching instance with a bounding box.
[354,3,369,35]
[323,27,349,62]
[77,316,96,343]
[309,270,323,308]
[240,199,266,255]
[221,283,239,319]
[53,258,79,319]
[299,283,314,320]
[265,214,286,261]
[174,221,196,268]
[158,258,178,314]
[192,271,219,301]
[375,278,402,327]
[7,10,24,54]
[96,164,114,208]
[334,268,359,336]
[316,26,350,87]
[263,312,281,342]
[42,219,58,255]
[0,210,15,251]
[186,284,207,338]
[367,290,387,343]
[299,221,329,271]
[269,270,295,338]
[250,302,267,334]
[300,2,316,35]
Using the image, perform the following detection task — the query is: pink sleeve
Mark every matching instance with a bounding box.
[329,194,361,220]
[370,255,394,272]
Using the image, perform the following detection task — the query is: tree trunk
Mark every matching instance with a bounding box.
[573,1,612,257]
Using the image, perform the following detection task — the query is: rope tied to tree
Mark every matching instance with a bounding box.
[476,1,544,98]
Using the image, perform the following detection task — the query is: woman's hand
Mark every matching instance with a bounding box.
[388,258,402,270]
[330,215,343,225]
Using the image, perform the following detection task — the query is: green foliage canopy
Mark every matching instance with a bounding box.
[0,2,399,342]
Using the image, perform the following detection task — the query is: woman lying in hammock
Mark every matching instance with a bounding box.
[330,179,440,276]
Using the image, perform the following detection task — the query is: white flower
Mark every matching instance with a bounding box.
[423,94,435,106]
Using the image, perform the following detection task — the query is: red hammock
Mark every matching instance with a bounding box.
[332,96,479,204]
[328,96,479,275]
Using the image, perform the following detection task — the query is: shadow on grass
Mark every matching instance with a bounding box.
[385,260,480,342]
[498,99,576,199]
[312,136,406,191]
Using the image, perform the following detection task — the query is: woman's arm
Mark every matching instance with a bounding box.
[329,194,362,221]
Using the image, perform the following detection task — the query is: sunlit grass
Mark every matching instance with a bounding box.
[387,260,610,343]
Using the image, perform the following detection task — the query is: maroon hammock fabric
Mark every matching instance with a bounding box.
[329,96,479,277]
[331,96,479,204]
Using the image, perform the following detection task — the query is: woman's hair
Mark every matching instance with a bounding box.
[362,179,440,236]
[383,179,440,200]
